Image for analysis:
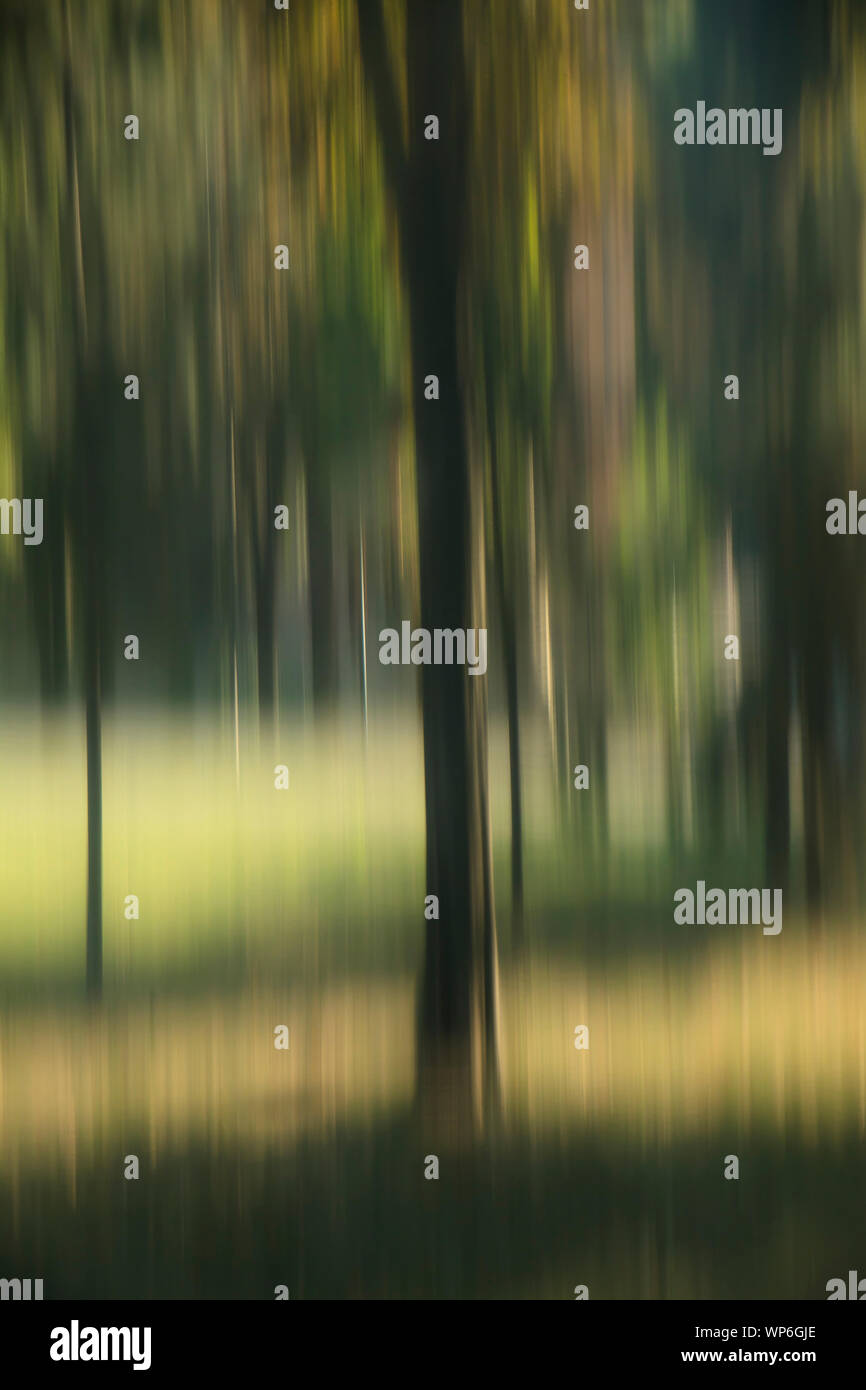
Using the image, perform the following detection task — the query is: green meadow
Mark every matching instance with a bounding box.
[0,714,863,1298]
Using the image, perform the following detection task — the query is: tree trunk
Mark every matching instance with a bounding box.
[304,451,337,711]
[764,591,790,893]
[255,527,277,718]
[358,0,499,1130]
[85,609,102,999]
[64,0,104,1000]
[487,400,524,942]
[801,624,828,921]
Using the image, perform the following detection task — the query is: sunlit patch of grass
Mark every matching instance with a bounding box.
[1,926,864,1181]
[0,710,427,985]
[504,923,866,1143]
[0,978,417,1177]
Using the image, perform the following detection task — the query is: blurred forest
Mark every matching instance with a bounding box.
[1,0,866,1299]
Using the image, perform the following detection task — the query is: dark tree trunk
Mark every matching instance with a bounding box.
[802,641,828,922]
[255,518,278,718]
[304,450,337,711]
[64,0,104,1000]
[250,411,286,724]
[764,589,790,893]
[505,643,524,927]
[487,395,524,942]
[407,0,498,1124]
[85,608,102,999]
[358,0,499,1126]
[346,521,369,727]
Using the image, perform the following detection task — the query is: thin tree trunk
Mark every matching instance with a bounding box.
[255,531,277,718]
[64,0,103,999]
[487,399,524,941]
[801,627,828,922]
[359,519,369,736]
[471,458,501,1122]
[85,615,102,999]
[304,449,337,711]
[764,593,790,893]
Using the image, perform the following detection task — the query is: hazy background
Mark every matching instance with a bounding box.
[1,0,865,1298]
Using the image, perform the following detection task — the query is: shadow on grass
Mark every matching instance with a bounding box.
[0,1111,860,1299]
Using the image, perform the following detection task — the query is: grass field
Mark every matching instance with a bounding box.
[0,710,863,1297]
